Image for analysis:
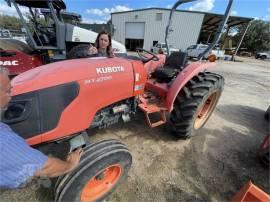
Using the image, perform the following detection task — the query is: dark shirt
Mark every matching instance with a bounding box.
[97,50,109,57]
[89,50,109,57]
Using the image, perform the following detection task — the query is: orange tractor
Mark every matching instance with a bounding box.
[1,0,233,201]
[231,107,270,202]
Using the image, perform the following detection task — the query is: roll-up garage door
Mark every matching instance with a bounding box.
[125,22,145,39]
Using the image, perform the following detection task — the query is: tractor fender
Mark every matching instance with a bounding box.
[165,62,216,112]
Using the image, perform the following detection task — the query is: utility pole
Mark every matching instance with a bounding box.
[222,26,231,50]
[231,22,251,61]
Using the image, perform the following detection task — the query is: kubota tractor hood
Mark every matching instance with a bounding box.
[11,57,133,96]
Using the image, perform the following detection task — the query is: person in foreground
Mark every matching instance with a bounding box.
[88,31,114,57]
[0,67,82,189]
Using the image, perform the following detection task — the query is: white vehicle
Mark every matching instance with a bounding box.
[151,43,179,54]
[0,28,27,44]
[187,44,225,59]
[255,51,270,60]
[0,29,12,38]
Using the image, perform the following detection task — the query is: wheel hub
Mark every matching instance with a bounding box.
[194,92,220,129]
[80,164,122,202]
[95,172,105,180]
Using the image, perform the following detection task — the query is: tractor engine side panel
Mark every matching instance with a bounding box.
[39,62,135,144]
[2,82,79,141]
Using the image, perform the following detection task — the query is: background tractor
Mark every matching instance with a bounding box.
[1,0,233,201]
[0,0,126,77]
[258,106,270,168]
[230,107,270,202]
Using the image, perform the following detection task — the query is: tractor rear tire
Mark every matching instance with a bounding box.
[170,72,224,139]
[54,139,132,202]
[68,44,91,59]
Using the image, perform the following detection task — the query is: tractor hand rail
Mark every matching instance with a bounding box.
[165,0,233,59]
[165,0,197,56]
[198,0,233,60]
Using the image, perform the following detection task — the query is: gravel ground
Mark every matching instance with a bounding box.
[1,56,269,202]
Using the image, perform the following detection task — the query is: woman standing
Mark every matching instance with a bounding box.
[88,31,114,57]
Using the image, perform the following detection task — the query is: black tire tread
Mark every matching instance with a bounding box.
[170,72,224,138]
[55,139,131,202]
[54,139,124,192]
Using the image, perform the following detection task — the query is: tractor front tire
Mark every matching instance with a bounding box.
[55,139,132,202]
[170,72,224,139]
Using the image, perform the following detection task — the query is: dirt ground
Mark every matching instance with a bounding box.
[0,56,269,201]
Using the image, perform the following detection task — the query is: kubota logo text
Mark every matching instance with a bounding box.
[0,60,19,66]
[96,66,124,74]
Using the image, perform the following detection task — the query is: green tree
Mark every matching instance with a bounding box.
[233,20,270,52]
[0,15,22,31]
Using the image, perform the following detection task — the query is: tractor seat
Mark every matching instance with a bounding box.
[151,51,188,83]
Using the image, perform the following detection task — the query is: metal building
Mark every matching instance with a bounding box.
[111,8,252,52]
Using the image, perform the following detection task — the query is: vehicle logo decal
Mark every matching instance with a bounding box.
[0,60,19,66]
[96,66,124,74]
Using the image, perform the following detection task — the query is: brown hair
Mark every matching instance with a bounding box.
[94,31,113,57]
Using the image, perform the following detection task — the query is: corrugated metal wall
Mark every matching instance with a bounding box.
[112,9,205,51]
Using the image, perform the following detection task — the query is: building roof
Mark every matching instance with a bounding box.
[112,8,253,33]
[78,23,110,33]
[201,13,252,33]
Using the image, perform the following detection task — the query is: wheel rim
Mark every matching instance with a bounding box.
[194,91,220,129]
[80,164,122,202]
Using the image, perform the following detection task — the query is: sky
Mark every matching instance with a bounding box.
[0,0,269,23]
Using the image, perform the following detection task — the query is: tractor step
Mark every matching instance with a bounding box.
[138,98,167,128]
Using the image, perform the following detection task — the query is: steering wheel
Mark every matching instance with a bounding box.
[136,48,159,63]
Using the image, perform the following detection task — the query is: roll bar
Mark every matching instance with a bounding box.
[165,0,233,59]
